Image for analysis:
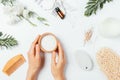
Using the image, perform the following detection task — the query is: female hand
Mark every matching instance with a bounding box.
[51,42,66,80]
[26,35,44,80]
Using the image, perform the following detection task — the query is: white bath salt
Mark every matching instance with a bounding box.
[98,18,120,38]
[41,34,57,52]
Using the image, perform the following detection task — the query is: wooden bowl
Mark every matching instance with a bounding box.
[39,33,58,53]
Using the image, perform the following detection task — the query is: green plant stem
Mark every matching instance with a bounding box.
[24,18,37,26]
[37,17,49,26]
[18,15,37,26]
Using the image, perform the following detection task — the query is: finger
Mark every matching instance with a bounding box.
[38,35,42,48]
[28,43,36,56]
[35,44,41,59]
[29,46,35,56]
[28,35,40,56]
[51,51,56,66]
[32,35,40,46]
[57,42,64,60]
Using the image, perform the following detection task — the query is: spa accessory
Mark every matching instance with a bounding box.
[2,54,25,76]
[36,0,66,19]
[98,18,120,38]
[55,7,65,19]
[97,48,120,80]
[52,0,66,19]
[40,33,58,53]
[75,50,93,71]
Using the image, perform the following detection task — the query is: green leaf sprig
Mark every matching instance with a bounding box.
[17,10,49,26]
[85,0,113,17]
[0,32,18,49]
[27,11,49,26]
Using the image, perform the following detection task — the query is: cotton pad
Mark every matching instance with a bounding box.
[40,33,57,53]
[75,50,93,71]
[98,18,120,38]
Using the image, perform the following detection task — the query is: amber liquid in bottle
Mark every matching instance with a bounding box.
[55,7,65,19]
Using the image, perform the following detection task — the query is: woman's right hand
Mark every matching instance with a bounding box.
[51,42,66,80]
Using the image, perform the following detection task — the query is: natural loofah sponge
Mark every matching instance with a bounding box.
[96,48,120,80]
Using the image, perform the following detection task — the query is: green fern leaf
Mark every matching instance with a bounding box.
[85,0,113,17]
[0,32,18,49]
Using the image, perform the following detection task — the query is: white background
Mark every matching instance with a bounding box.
[0,0,120,80]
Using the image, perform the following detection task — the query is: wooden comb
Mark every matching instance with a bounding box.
[2,54,25,76]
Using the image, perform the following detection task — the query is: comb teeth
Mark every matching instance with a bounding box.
[2,54,25,76]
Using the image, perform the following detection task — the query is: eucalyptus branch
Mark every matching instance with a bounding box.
[17,15,37,26]
[30,12,49,26]
[25,18,37,26]
[37,17,49,26]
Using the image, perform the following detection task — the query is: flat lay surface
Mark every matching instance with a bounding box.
[0,0,120,80]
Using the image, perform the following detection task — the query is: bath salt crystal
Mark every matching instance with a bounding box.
[41,34,57,52]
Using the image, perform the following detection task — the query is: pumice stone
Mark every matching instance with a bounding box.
[75,50,93,71]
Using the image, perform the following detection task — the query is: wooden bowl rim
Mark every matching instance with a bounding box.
[39,33,58,53]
